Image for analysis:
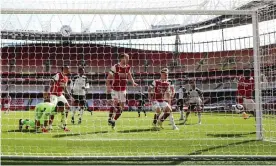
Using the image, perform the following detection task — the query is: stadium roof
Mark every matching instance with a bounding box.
[1,0,276,41]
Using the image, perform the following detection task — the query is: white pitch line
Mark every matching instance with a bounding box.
[1,137,254,141]
[264,139,276,143]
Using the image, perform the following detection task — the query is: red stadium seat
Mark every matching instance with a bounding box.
[104,59,112,66]
[129,59,140,66]
[91,60,98,67]
[42,53,50,60]
[70,60,78,67]
[97,60,105,66]
[132,66,144,73]
[68,54,77,61]
[152,60,161,67]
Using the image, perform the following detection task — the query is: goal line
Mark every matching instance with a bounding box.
[2,155,276,161]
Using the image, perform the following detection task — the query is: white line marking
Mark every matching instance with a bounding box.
[264,139,276,143]
[1,138,255,141]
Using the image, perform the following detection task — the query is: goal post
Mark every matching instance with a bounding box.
[1,1,276,162]
[252,11,262,141]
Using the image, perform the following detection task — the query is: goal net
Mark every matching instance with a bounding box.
[1,0,276,160]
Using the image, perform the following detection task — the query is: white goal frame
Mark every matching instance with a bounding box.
[2,7,262,140]
[1,8,265,160]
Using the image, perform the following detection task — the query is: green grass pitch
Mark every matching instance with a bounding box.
[1,110,276,157]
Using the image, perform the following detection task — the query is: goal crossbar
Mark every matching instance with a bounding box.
[1,8,255,15]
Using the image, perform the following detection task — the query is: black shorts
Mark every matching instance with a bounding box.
[137,100,145,109]
[106,93,112,100]
[187,103,202,112]
[177,99,184,107]
[73,95,86,105]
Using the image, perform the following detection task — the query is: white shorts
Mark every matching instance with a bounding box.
[152,101,170,112]
[111,90,127,103]
[243,98,255,112]
[50,94,69,106]
[188,97,202,105]
[4,104,10,108]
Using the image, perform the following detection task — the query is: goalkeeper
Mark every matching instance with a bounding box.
[19,101,66,133]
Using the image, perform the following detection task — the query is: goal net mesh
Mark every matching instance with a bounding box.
[1,0,276,158]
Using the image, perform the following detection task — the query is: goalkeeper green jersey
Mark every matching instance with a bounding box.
[35,102,57,124]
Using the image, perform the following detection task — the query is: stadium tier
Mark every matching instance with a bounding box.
[1,43,276,73]
[1,44,276,111]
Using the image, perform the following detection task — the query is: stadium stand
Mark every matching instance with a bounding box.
[1,43,275,111]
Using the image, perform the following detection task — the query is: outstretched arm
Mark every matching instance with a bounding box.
[148,87,153,101]
[106,73,114,93]
[148,81,155,102]
[128,71,138,86]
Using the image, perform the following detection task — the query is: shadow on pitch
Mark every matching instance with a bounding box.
[52,131,109,138]
[118,128,160,133]
[206,132,256,138]
[5,129,40,133]
[188,139,257,155]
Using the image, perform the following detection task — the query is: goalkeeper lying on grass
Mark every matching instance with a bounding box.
[19,101,66,133]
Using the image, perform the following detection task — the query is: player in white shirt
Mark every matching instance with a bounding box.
[176,86,186,120]
[260,73,268,90]
[70,67,90,124]
[183,80,203,125]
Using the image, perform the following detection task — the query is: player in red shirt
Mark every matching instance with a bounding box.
[148,68,178,130]
[4,95,12,114]
[237,69,255,119]
[47,65,72,131]
[106,53,138,129]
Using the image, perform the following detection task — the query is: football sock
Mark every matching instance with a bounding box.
[160,112,170,122]
[180,110,184,119]
[153,113,160,124]
[198,112,202,123]
[71,106,77,119]
[109,107,115,119]
[79,108,84,119]
[169,113,176,126]
[114,106,122,120]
